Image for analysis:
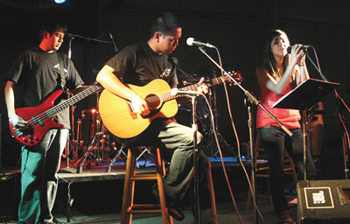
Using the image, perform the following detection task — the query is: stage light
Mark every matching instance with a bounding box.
[54,0,66,4]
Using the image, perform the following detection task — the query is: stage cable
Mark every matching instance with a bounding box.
[213,47,266,223]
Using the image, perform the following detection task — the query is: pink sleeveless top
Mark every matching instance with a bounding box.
[256,82,301,129]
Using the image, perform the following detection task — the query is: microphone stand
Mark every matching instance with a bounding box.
[197,47,293,136]
[197,46,293,224]
[67,33,110,44]
[65,33,110,171]
[190,95,200,224]
[304,50,350,179]
[175,90,201,223]
[63,35,74,170]
[245,98,259,223]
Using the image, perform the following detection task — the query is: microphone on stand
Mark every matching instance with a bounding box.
[171,88,202,96]
[67,33,74,39]
[287,45,312,54]
[177,90,202,95]
[110,34,118,53]
[186,37,216,48]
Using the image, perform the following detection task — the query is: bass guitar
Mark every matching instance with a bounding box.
[9,83,103,146]
[99,72,242,139]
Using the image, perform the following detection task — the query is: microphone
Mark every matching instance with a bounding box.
[110,34,118,53]
[171,88,202,96]
[67,33,74,38]
[287,45,312,54]
[176,90,202,96]
[186,37,215,48]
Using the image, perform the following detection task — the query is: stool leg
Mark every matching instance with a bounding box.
[121,148,136,224]
[155,148,172,224]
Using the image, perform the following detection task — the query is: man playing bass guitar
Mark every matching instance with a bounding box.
[4,20,84,224]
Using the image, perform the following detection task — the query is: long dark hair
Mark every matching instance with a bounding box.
[263,29,291,81]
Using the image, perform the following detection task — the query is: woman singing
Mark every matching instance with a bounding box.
[255,29,315,224]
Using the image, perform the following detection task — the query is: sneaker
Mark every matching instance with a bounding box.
[152,183,185,221]
[276,210,296,224]
[288,198,298,204]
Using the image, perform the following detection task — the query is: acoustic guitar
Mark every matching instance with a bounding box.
[99,73,242,139]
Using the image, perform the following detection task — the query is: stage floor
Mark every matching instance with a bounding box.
[57,156,252,183]
[1,155,297,224]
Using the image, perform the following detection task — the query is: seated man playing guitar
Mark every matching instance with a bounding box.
[4,21,84,224]
[96,12,217,223]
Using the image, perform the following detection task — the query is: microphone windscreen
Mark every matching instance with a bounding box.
[287,46,292,54]
[186,37,194,46]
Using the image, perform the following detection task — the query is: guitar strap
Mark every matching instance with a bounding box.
[56,52,66,90]
[171,57,196,81]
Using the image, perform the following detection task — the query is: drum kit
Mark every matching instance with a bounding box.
[62,87,125,173]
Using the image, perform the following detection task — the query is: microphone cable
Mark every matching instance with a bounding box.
[212,47,266,223]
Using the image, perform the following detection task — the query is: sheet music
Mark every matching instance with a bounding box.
[272,78,339,110]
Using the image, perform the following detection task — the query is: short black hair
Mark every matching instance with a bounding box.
[39,20,67,41]
[149,12,180,38]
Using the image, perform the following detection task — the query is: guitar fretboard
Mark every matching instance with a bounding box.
[45,84,103,118]
[160,76,226,103]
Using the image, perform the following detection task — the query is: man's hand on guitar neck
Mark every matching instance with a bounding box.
[197,77,209,95]
[131,95,150,116]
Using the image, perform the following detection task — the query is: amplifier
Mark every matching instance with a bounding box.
[297,179,350,224]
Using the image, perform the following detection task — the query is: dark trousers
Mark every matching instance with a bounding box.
[259,126,315,214]
[140,120,218,223]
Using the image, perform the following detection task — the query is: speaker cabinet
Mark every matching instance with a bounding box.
[297,179,350,224]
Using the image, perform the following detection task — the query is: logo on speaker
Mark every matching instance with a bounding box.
[312,190,326,204]
[304,187,334,209]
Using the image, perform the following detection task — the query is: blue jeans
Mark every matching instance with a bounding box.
[259,126,315,214]
[17,129,68,224]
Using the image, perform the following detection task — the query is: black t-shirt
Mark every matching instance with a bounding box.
[6,46,84,128]
[106,42,178,87]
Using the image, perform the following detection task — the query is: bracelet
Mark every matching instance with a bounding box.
[300,64,305,66]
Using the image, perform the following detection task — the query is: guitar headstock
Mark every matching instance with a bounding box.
[225,71,244,85]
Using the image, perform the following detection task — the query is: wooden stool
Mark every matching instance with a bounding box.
[121,146,173,224]
[246,132,298,210]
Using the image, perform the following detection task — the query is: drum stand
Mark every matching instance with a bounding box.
[74,93,111,173]
[202,80,236,157]
[61,94,81,173]
[75,130,105,173]
[206,131,236,157]
[106,145,128,172]
[75,113,114,173]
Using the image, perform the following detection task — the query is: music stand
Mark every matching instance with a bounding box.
[272,78,339,180]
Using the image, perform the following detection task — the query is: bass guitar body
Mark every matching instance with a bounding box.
[9,90,64,146]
